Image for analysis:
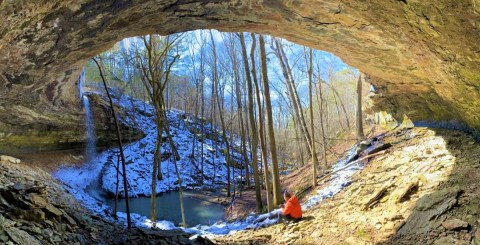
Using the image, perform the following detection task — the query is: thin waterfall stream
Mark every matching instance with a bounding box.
[79,68,97,161]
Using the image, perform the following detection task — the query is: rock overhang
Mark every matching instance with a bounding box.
[0,0,479,150]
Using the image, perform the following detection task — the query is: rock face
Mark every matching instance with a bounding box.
[0,1,479,149]
[0,159,212,245]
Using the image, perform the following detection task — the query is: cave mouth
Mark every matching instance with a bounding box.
[54,29,365,230]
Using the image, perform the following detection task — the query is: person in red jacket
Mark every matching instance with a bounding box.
[280,190,302,222]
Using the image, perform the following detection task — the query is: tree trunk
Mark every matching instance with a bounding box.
[259,35,282,206]
[230,34,250,187]
[160,95,187,227]
[356,74,365,141]
[239,33,263,212]
[92,57,132,229]
[251,33,273,212]
[272,39,312,157]
[316,64,329,169]
[306,48,319,187]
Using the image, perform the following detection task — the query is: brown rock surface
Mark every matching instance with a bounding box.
[0,1,480,150]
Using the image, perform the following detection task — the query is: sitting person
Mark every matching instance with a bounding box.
[280,190,302,222]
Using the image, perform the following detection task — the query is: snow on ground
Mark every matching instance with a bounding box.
[178,145,361,236]
[110,143,361,237]
[54,93,243,218]
[54,92,363,237]
[91,93,242,197]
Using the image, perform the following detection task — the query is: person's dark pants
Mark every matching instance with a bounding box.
[280,214,302,223]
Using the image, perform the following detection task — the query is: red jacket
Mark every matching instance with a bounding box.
[282,195,302,219]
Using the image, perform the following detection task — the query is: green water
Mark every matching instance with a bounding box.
[106,191,225,226]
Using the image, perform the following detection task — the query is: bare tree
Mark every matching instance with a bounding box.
[259,35,282,206]
[251,33,273,211]
[239,33,263,212]
[356,74,365,140]
[272,39,312,157]
[136,34,181,226]
[305,48,319,186]
[92,57,132,229]
[226,33,250,187]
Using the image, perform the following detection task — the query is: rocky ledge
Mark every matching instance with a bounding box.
[0,159,212,245]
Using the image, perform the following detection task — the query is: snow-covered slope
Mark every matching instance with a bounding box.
[97,95,242,197]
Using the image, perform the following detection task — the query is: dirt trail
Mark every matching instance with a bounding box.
[214,127,480,244]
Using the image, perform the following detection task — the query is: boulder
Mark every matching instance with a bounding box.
[0,155,20,164]
[29,195,48,208]
[441,219,469,230]
[433,236,469,245]
[5,227,42,245]
[398,187,460,235]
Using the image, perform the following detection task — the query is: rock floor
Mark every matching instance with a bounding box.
[213,127,480,244]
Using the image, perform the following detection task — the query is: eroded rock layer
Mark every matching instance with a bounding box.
[0,0,479,150]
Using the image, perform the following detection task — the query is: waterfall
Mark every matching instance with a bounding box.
[79,68,97,161]
[83,95,97,160]
[78,68,85,100]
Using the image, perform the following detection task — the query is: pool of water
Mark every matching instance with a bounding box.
[106,191,225,227]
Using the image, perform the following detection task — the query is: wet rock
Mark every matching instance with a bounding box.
[441,219,469,230]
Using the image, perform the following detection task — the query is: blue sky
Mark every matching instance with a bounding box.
[114,30,358,110]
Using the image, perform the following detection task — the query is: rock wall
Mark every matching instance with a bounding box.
[0,0,479,150]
